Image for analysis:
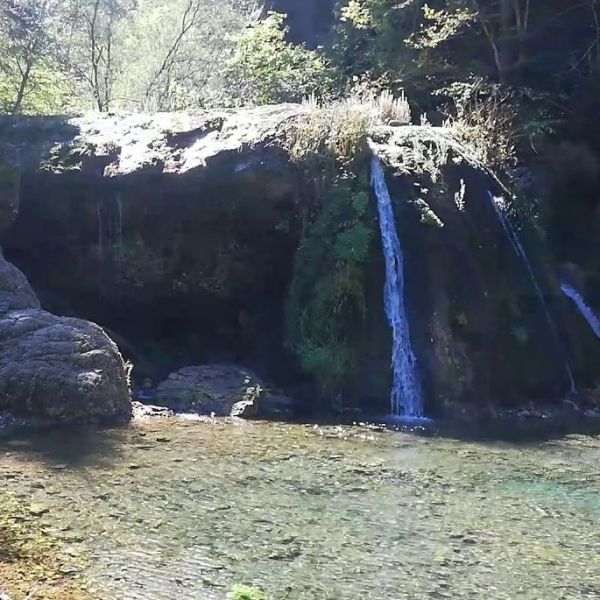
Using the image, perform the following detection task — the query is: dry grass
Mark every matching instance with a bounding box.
[284,91,411,169]
[444,86,517,169]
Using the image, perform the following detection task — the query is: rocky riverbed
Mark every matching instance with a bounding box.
[1,418,599,599]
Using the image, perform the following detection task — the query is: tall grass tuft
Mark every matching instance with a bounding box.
[284,91,412,169]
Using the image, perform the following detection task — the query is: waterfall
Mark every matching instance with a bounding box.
[560,282,600,340]
[371,156,424,418]
[487,192,576,391]
[97,200,103,258]
[116,192,123,263]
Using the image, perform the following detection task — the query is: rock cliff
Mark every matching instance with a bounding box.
[0,106,598,417]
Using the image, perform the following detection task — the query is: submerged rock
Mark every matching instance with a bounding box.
[0,251,131,423]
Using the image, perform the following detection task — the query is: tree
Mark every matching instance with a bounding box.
[223,11,334,106]
[0,0,71,114]
[119,0,259,111]
[64,0,137,112]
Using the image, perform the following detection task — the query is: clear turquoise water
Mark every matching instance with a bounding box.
[1,419,599,599]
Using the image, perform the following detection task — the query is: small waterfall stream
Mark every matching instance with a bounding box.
[560,282,600,340]
[487,192,576,391]
[371,156,424,418]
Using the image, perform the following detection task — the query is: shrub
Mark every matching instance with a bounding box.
[439,79,517,169]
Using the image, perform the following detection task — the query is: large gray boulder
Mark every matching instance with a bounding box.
[0,252,131,422]
[156,364,263,417]
[155,364,297,419]
[0,247,40,311]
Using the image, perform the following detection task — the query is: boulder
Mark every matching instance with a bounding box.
[156,364,263,417]
[132,401,174,420]
[0,247,40,311]
[0,252,131,422]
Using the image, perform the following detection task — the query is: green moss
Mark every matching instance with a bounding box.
[413,198,444,228]
[227,584,266,600]
[286,172,375,395]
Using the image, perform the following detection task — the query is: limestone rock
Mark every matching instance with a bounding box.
[156,364,264,417]
[0,252,131,422]
[132,401,174,419]
[0,247,40,311]
[0,105,306,178]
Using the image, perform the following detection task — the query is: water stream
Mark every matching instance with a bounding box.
[1,419,599,600]
[560,282,600,340]
[372,157,424,418]
[487,192,576,391]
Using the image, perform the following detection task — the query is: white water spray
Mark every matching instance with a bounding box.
[371,156,424,418]
[560,282,600,340]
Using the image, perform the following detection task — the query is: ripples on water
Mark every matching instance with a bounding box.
[1,419,599,599]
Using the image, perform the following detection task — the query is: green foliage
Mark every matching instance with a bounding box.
[223,12,334,106]
[286,176,375,394]
[414,198,444,228]
[227,584,266,600]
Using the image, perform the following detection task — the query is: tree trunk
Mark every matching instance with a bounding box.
[11,58,34,115]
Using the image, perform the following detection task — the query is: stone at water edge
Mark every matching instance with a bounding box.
[0,247,40,311]
[132,401,174,419]
[155,364,296,419]
[156,364,264,417]
[0,251,131,423]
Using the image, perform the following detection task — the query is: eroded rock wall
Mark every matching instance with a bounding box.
[1,109,598,417]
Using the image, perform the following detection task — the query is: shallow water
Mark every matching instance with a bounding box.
[1,419,600,599]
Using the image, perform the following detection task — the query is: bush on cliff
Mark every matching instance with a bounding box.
[286,175,375,395]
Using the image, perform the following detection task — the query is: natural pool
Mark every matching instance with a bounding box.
[1,418,599,600]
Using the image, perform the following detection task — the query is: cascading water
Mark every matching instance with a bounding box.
[560,282,600,340]
[487,192,576,391]
[371,156,424,418]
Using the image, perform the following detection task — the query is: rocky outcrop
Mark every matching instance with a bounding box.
[0,105,304,178]
[1,107,307,403]
[0,251,131,423]
[0,108,598,418]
